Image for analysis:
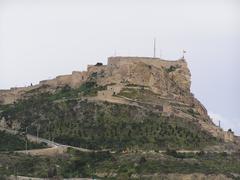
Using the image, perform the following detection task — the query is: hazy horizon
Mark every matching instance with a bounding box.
[0,0,239,135]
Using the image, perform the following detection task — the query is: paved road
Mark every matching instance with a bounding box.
[0,126,100,155]
[0,126,60,147]
[8,175,95,180]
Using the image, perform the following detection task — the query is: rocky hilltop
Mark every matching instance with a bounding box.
[1,56,240,179]
[0,57,238,148]
[0,57,191,104]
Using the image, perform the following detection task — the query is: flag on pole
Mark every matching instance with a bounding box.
[182,50,186,58]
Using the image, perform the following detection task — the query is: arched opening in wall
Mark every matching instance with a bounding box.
[113,92,116,95]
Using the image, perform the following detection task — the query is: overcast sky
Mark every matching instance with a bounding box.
[0,0,239,134]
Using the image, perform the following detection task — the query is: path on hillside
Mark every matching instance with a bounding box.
[0,126,108,156]
[0,126,229,156]
[8,175,94,180]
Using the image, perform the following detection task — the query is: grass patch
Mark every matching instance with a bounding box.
[48,82,107,101]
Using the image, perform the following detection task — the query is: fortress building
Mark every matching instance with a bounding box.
[0,56,190,104]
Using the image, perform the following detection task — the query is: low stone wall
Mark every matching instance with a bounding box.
[17,146,67,156]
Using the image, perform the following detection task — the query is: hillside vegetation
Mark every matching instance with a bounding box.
[0,84,219,151]
[0,149,240,179]
[0,57,239,179]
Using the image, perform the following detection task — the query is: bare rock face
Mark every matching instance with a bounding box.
[104,57,191,95]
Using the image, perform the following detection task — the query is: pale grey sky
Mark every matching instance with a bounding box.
[0,0,239,134]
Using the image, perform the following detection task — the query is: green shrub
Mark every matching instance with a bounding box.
[166,65,177,73]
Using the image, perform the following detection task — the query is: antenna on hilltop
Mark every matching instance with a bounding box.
[153,38,156,58]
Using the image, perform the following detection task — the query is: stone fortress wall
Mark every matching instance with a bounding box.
[0,85,41,105]
[39,70,88,88]
[97,84,124,98]
[0,56,189,104]
[108,56,187,69]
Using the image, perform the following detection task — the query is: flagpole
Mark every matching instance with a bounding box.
[182,50,186,59]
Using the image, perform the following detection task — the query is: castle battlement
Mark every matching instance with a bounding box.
[108,56,186,68]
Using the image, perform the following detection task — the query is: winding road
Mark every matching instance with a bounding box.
[1,126,230,156]
[0,126,103,156]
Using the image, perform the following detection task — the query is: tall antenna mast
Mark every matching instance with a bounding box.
[153,38,156,58]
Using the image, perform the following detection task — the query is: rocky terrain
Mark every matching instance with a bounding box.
[0,56,239,179]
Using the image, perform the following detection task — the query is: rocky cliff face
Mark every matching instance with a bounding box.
[0,56,238,145]
[106,57,191,94]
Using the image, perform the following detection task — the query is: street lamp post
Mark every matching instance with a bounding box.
[37,124,40,143]
[25,126,28,153]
